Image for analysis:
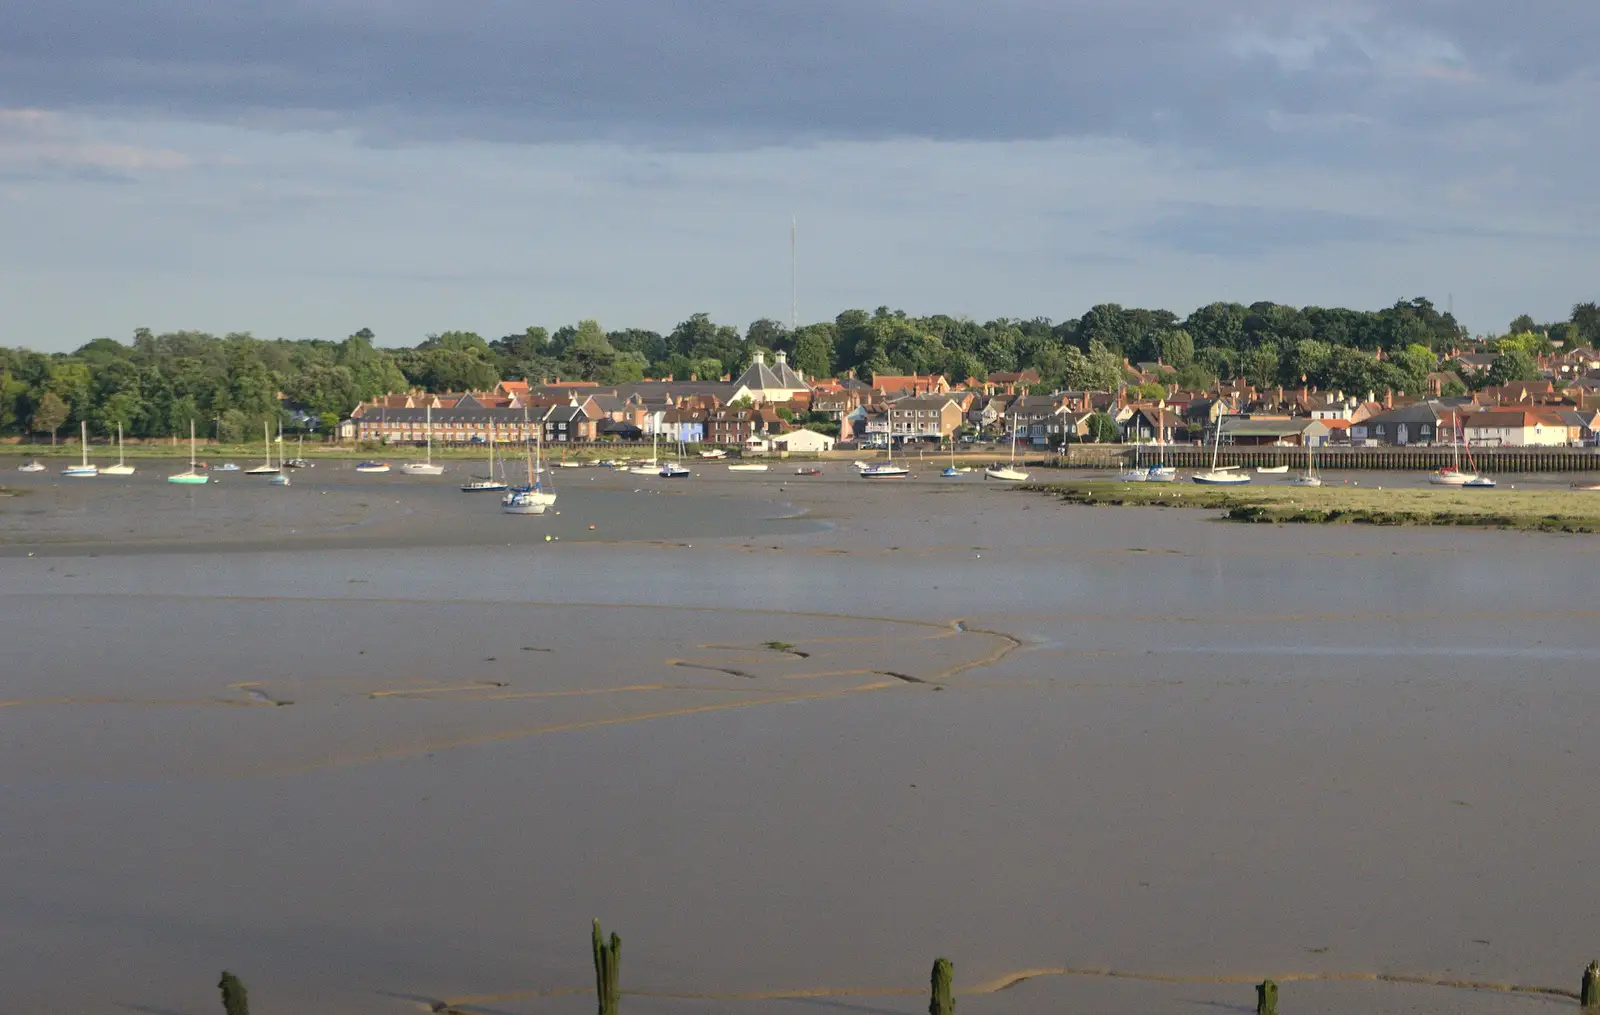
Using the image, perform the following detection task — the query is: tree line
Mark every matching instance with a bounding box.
[3,299,1596,441]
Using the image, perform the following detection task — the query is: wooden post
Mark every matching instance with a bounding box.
[217,971,250,1015]
[1582,960,1599,1009]
[1255,979,1278,1015]
[929,958,955,1015]
[592,919,621,1015]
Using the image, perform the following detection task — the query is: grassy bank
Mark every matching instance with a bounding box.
[1022,480,1600,533]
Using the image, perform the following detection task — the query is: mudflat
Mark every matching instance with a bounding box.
[1,462,1596,1013]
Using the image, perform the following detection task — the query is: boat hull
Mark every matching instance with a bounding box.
[17,463,44,473]
[727,465,769,472]
[1257,465,1289,474]
[1289,476,1323,487]
[100,464,136,476]
[461,482,507,492]
[61,467,98,477]
[167,473,209,485]
[1192,473,1252,485]
[984,468,1029,481]
[861,467,910,479]
[400,463,444,476]
[354,465,390,474]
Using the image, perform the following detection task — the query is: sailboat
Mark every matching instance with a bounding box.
[461,420,507,491]
[246,423,280,475]
[941,438,970,477]
[861,423,910,478]
[1191,412,1251,484]
[61,421,98,477]
[631,429,664,474]
[167,421,210,484]
[1289,436,1322,487]
[283,434,311,469]
[401,405,445,475]
[1430,416,1476,485]
[1117,436,1149,482]
[503,413,557,513]
[1147,413,1177,481]
[17,459,44,472]
[984,414,1029,481]
[100,423,136,476]
[1459,431,1495,487]
[660,436,691,478]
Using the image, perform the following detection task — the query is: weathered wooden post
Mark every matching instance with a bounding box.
[1582,960,1600,1009]
[217,971,250,1015]
[592,919,621,1015]
[1255,978,1278,1015]
[928,957,954,1015]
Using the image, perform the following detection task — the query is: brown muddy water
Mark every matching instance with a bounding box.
[2,462,1599,1013]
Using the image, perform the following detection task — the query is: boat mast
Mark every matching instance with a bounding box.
[81,420,88,467]
[426,404,433,465]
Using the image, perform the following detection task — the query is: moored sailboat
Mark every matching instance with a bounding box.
[1192,412,1251,485]
[62,421,98,477]
[167,421,210,484]
[100,423,136,476]
[984,414,1029,481]
[401,405,445,475]
[461,421,506,491]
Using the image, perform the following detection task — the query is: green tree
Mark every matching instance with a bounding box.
[31,391,68,444]
[1509,314,1538,335]
[790,324,836,379]
[566,319,617,380]
[216,409,248,444]
[1153,328,1194,369]
[1242,346,1280,390]
[1486,347,1540,385]
[1572,302,1600,346]
[1085,412,1120,443]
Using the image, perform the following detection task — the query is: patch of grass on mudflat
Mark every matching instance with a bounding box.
[1020,481,1600,533]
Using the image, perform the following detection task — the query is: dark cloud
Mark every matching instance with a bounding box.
[3,1,1594,155]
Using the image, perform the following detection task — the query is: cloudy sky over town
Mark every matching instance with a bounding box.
[2,1,1595,349]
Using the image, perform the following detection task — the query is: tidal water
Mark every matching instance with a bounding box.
[2,469,1598,1014]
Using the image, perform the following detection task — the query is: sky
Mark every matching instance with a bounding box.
[1,1,1597,351]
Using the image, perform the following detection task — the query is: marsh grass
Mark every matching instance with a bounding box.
[1024,481,1600,533]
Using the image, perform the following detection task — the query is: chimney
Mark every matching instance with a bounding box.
[1384,388,1393,409]
[1276,384,1284,405]
[752,349,766,366]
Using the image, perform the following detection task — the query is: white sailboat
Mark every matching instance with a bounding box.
[1191,412,1251,484]
[860,423,910,478]
[1118,437,1149,482]
[100,423,136,475]
[984,414,1029,481]
[62,421,98,477]
[1430,417,1476,485]
[631,429,664,474]
[503,413,557,513]
[1289,437,1323,487]
[17,459,45,472]
[461,420,507,491]
[1147,414,1177,481]
[401,405,445,475]
[246,423,280,475]
[168,421,210,484]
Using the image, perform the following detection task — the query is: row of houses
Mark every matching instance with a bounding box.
[338,345,1600,450]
